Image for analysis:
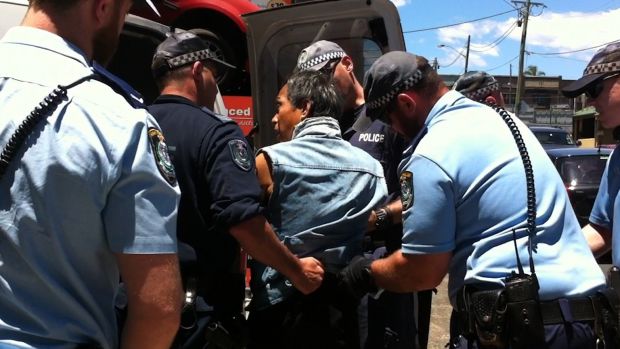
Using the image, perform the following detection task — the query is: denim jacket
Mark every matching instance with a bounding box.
[249,116,387,310]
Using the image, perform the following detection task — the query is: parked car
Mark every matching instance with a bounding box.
[530,125,581,149]
[546,147,612,227]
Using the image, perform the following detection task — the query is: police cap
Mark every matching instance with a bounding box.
[296,40,346,71]
[452,71,499,102]
[151,31,236,79]
[562,41,620,98]
[363,51,424,121]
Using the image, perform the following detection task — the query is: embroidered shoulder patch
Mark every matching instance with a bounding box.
[400,171,414,210]
[228,139,252,172]
[148,127,177,186]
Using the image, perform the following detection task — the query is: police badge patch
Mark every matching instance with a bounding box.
[148,127,177,186]
[228,139,252,171]
[400,171,414,210]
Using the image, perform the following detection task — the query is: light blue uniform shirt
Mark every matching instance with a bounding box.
[249,117,387,310]
[399,91,605,306]
[0,27,180,348]
[590,149,620,266]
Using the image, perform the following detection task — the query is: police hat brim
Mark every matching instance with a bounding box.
[561,73,603,98]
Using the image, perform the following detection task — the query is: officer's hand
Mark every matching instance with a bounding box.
[338,255,376,300]
[293,257,324,294]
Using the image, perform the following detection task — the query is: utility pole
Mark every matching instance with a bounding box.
[464,35,470,73]
[512,0,545,117]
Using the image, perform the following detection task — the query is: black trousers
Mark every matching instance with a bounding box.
[248,280,360,349]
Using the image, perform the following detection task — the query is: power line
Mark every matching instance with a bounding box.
[527,39,620,56]
[470,21,518,52]
[403,9,516,34]
[486,55,520,72]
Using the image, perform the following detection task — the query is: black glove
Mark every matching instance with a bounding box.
[338,255,377,300]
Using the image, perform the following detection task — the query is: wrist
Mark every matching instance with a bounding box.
[374,206,393,231]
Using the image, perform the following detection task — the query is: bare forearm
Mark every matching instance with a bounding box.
[120,308,180,349]
[371,250,450,292]
[583,223,612,257]
[231,215,302,279]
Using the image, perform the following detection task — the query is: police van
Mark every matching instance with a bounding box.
[1,0,406,149]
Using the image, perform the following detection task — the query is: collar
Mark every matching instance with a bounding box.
[292,116,342,139]
[423,90,467,129]
[152,94,201,108]
[2,26,91,69]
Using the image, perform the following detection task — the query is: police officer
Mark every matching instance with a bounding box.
[148,32,324,348]
[563,42,620,267]
[452,70,507,107]
[296,40,424,349]
[340,51,610,349]
[0,0,183,348]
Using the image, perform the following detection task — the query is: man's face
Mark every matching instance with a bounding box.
[272,85,303,142]
[92,0,132,66]
[587,73,620,129]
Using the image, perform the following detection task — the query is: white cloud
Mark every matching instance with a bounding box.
[519,9,620,59]
[390,0,411,7]
[436,8,620,64]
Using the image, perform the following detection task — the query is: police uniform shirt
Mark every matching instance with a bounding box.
[148,95,262,310]
[0,27,180,348]
[398,90,605,305]
[590,149,620,266]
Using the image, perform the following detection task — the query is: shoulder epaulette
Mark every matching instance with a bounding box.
[91,62,146,109]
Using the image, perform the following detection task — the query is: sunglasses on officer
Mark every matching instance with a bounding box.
[585,72,620,99]
[318,58,341,76]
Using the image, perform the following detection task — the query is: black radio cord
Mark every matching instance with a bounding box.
[0,74,97,180]
[488,104,537,276]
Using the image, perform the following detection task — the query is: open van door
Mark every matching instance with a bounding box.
[243,0,405,148]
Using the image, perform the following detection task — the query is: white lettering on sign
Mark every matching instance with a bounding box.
[229,107,251,116]
[358,133,385,143]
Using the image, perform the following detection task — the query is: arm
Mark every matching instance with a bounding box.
[230,215,323,295]
[255,152,274,204]
[116,253,183,349]
[367,199,403,233]
[583,223,612,258]
[371,250,451,292]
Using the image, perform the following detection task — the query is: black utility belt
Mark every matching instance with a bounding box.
[539,296,601,324]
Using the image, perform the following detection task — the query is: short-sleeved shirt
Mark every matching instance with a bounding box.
[0,27,179,348]
[590,149,620,265]
[399,90,605,305]
[149,95,263,313]
[343,105,406,251]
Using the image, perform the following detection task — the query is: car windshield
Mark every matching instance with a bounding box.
[533,130,575,145]
[558,155,608,186]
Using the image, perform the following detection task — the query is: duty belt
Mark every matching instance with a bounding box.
[538,296,602,324]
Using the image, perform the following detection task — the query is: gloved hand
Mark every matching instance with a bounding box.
[338,255,377,300]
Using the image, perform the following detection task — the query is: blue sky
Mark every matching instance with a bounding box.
[391,0,620,80]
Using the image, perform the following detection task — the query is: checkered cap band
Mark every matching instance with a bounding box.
[463,81,500,101]
[366,70,424,111]
[584,60,620,76]
[167,49,215,68]
[298,51,346,70]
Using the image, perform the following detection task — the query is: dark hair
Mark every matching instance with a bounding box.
[286,70,342,119]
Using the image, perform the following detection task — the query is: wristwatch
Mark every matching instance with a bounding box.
[374,207,392,231]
